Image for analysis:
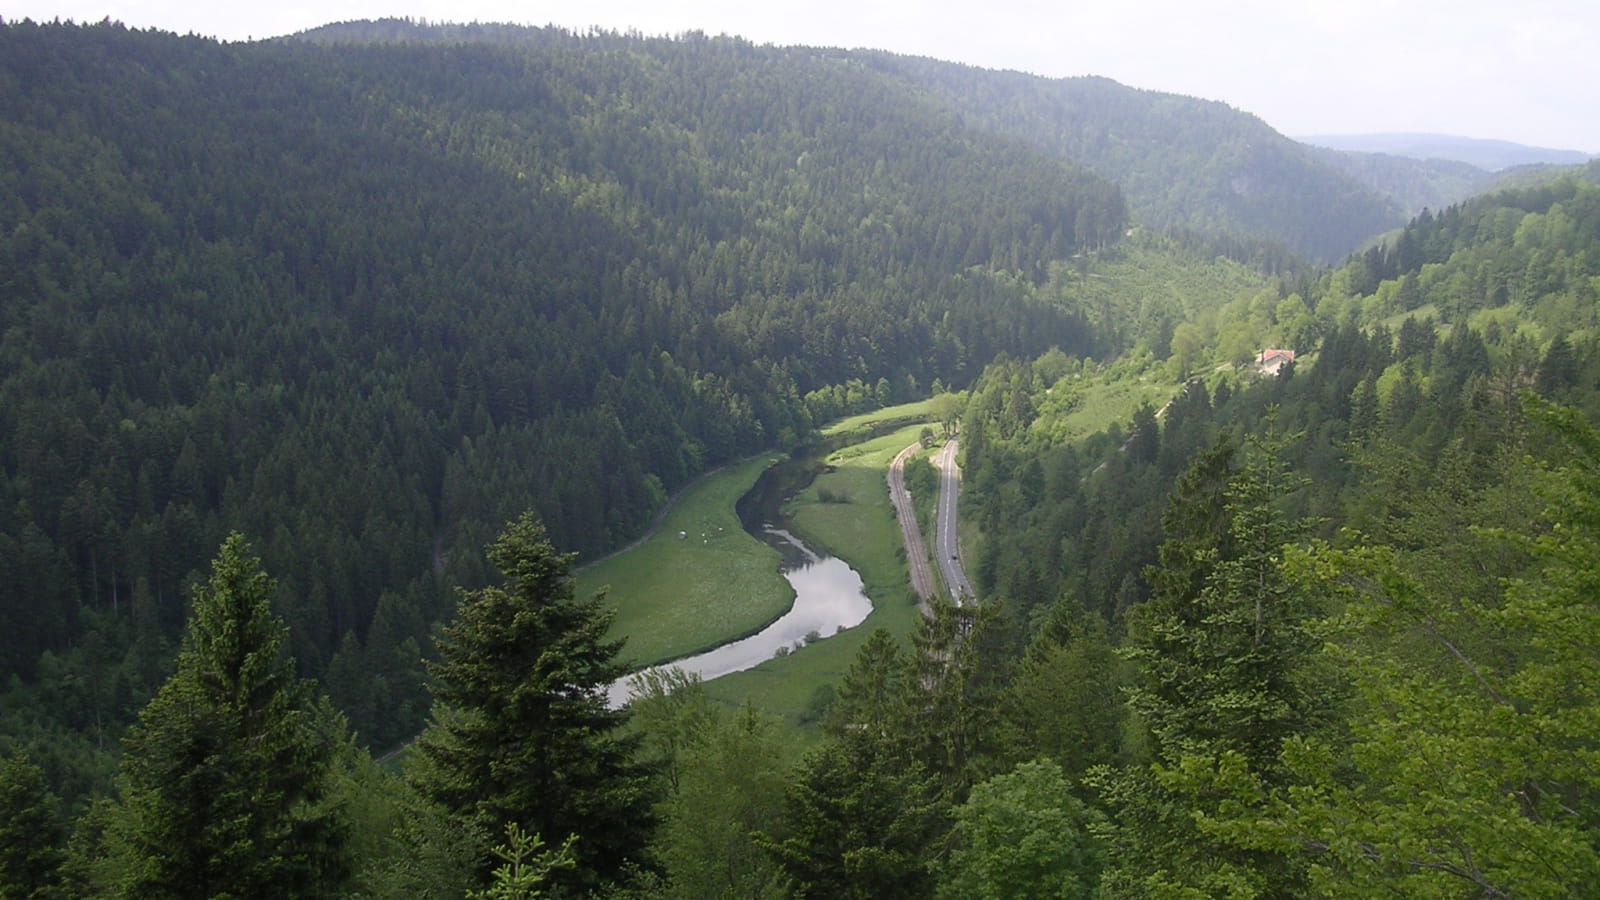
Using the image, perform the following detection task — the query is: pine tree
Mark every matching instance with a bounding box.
[413,511,655,891]
[104,533,347,899]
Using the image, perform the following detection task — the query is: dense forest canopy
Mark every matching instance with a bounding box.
[0,19,1124,677]
[7,16,1600,900]
[947,175,1600,897]
[0,18,1144,787]
[300,19,1430,264]
[852,55,1408,263]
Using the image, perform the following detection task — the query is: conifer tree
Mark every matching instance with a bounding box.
[0,747,65,900]
[765,735,942,900]
[1096,430,1321,898]
[413,511,654,891]
[104,533,347,899]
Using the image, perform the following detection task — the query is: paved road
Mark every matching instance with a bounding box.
[888,441,936,607]
[933,439,973,603]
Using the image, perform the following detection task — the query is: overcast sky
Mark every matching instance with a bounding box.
[8,0,1599,152]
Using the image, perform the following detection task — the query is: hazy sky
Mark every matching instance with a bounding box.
[9,0,1599,152]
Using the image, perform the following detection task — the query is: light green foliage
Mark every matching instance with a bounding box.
[327,735,482,900]
[931,393,965,436]
[656,703,792,900]
[1282,401,1600,898]
[624,668,718,796]
[344,772,484,900]
[102,533,348,898]
[937,759,1101,900]
[467,824,576,900]
[0,748,65,899]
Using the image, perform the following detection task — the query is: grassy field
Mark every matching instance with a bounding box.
[577,453,791,668]
[701,425,928,723]
[582,416,934,744]
[1034,372,1180,446]
[820,399,934,436]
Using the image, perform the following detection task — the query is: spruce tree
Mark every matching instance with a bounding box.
[765,735,942,900]
[1096,430,1321,898]
[105,533,347,898]
[413,511,654,891]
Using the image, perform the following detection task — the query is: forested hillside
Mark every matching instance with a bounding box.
[949,176,1600,895]
[1304,145,1493,222]
[302,19,1412,263]
[0,18,1130,756]
[862,56,1406,262]
[9,16,1600,900]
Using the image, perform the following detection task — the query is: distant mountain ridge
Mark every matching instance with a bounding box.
[295,19,1410,263]
[1297,133,1593,172]
[858,57,1408,264]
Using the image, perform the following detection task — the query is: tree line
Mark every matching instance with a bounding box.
[0,18,1128,784]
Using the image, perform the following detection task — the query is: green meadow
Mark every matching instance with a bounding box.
[581,409,937,734]
[701,424,929,722]
[820,399,934,437]
[577,453,791,669]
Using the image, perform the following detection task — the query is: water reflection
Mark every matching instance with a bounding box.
[606,524,872,708]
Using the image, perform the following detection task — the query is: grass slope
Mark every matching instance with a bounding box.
[578,454,790,668]
[702,425,928,723]
[581,409,936,738]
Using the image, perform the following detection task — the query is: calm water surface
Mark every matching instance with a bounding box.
[606,463,873,707]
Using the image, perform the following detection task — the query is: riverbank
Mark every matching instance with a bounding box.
[577,453,791,669]
[701,423,929,724]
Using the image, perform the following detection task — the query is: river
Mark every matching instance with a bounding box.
[605,460,873,707]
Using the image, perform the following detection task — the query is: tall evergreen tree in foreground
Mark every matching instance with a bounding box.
[413,511,655,892]
[1095,430,1323,898]
[102,533,347,898]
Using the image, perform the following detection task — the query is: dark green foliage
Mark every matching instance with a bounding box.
[999,613,1128,779]
[1094,435,1322,898]
[864,56,1405,262]
[102,533,348,899]
[0,747,65,899]
[0,19,1131,759]
[821,628,912,744]
[765,736,942,900]
[1124,431,1319,766]
[903,597,1014,800]
[413,511,655,892]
